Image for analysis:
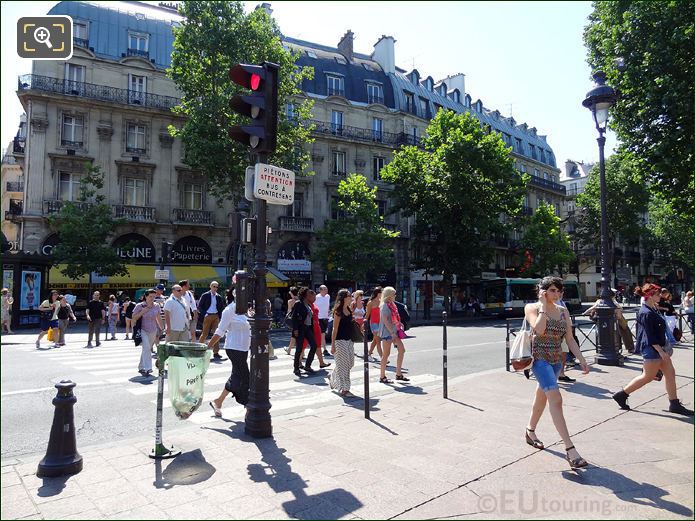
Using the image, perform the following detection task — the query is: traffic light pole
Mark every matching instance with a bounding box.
[245,151,272,438]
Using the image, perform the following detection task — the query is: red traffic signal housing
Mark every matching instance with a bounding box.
[228,62,279,153]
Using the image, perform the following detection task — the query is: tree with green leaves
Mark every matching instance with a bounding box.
[312,174,399,285]
[520,202,574,277]
[575,152,650,256]
[646,194,695,279]
[48,166,129,290]
[380,110,526,308]
[584,1,695,214]
[168,1,315,200]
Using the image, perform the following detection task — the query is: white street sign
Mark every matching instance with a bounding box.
[154,270,169,280]
[253,163,294,205]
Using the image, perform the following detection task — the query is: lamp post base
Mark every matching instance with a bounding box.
[594,303,623,366]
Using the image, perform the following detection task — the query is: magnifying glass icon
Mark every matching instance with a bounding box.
[33,26,53,49]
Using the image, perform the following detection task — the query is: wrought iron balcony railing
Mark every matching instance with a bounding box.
[43,200,92,214]
[279,216,314,232]
[307,119,423,149]
[528,174,566,194]
[368,95,385,105]
[18,74,180,111]
[125,146,147,154]
[60,139,83,148]
[6,181,24,192]
[13,137,25,154]
[173,208,213,225]
[126,48,149,59]
[73,37,89,48]
[114,205,156,221]
[327,87,345,97]
[5,210,22,221]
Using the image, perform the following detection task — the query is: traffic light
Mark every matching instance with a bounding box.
[228,62,279,153]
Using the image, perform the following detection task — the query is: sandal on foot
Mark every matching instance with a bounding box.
[395,374,410,382]
[525,428,544,450]
[565,446,588,469]
[379,376,393,384]
[209,401,222,418]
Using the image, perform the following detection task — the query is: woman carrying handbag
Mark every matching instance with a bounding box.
[523,276,590,470]
[330,289,357,397]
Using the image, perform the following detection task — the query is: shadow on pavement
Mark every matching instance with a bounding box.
[630,409,695,425]
[246,435,363,518]
[563,465,694,518]
[153,448,216,489]
[563,381,614,400]
[37,475,70,498]
[367,417,398,435]
[446,397,484,412]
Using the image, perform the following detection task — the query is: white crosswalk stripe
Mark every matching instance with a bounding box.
[27,339,442,420]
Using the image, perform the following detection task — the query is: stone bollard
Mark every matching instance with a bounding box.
[37,380,83,478]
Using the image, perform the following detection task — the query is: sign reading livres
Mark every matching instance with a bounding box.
[171,236,212,264]
[253,163,294,205]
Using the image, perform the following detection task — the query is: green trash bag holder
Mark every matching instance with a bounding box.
[150,342,210,460]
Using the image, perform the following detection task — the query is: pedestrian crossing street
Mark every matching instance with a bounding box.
[30,340,443,423]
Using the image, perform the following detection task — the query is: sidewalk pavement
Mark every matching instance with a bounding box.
[2,343,693,520]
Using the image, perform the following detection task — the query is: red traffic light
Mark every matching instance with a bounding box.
[251,74,261,91]
[229,64,266,90]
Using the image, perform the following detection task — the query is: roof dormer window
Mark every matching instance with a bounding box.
[464,94,472,107]
[475,99,482,112]
[424,77,434,91]
[409,70,420,85]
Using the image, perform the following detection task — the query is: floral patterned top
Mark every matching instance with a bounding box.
[532,307,567,364]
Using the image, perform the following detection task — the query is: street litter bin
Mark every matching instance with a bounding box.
[157,342,211,420]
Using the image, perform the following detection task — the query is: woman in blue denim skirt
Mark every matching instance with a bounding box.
[524,276,590,470]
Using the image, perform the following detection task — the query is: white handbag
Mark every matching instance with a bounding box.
[510,319,533,371]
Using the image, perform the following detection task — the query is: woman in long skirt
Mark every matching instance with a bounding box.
[330,289,356,397]
[208,288,251,417]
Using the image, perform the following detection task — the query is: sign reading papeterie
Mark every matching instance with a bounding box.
[253,163,294,205]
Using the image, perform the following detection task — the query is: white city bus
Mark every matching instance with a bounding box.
[480,278,582,317]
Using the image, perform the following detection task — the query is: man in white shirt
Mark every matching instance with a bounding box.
[164,284,191,342]
[315,285,331,355]
[179,279,198,341]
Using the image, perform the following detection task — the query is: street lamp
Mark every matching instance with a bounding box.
[582,71,620,365]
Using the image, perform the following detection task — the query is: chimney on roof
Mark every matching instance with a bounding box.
[338,30,354,61]
[372,35,395,74]
[441,73,466,98]
[256,3,273,16]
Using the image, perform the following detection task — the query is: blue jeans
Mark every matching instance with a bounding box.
[532,360,562,392]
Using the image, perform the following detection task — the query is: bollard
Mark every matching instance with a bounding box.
[37,380,83,478]
[442,311,448,399]
[363,326,370,419]
[505,321,511,371]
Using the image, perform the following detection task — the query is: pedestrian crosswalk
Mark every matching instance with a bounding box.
[30,339,442,423]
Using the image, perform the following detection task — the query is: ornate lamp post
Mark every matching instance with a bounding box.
[582,71,621,365]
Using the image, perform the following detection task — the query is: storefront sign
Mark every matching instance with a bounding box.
[112,234,156,262]
[254,163,295,205]
[172,236,212,264]
[41,233,60,256]
[277,241,311,274]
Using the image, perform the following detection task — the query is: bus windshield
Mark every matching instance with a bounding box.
[481,281,506,304]
[510,283,538,302]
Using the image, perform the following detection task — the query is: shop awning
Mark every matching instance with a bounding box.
[266,266,289,288]
[48,265,158,289]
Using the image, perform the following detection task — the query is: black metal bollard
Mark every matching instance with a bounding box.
[442,311,448,399]
[37,380,83,478]
[363,327,370,419]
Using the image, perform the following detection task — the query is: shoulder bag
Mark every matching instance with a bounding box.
[510,318,533,371]
[350,320,364,343]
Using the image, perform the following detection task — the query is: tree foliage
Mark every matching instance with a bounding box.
[312,174,399,284]
[646,194,695,273]
[521,202,574,277]
[48,166,129,281]
[575,152,649,251]
[584,1,695,214]
[168,1,314,200]
[380,110,526,301]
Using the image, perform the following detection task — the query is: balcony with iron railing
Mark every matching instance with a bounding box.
[279,216,314,232]
[125,146,147,155]
[528,174,566,194]
[114,205,156,222]
[43,200,92,214]
[60,139,83,149]
[6,181,24,192]
[172,208,213,225]
[367,95,384,105]
[5,200,23,221]
[18,74,180,111]
[73,37,89,48]
[327,87,345,97]
[307,119,423,149]
[13,137,25,154]
[126,48,149,59]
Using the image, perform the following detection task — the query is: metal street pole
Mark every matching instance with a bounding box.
[582,71,620,366]
[245,151,272,438]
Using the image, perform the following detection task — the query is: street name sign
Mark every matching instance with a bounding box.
[253,163,294,205]
[154,269,169,280]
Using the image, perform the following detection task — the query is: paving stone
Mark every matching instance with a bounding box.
[163,497,227,520]
[1,471,22,488]
[94,490,150,516]
[36,494,97,519]
[1,497,39,520]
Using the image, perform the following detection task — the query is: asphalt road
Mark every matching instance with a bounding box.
[0,316,586,459]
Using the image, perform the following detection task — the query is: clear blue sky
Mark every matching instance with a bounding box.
[0,0,616,168]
